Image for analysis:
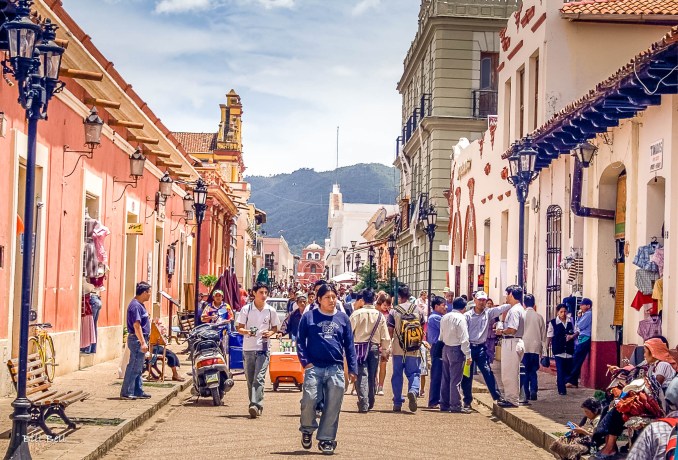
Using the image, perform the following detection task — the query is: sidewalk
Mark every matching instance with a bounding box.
[0,345,191,460]
[471,361,598,452]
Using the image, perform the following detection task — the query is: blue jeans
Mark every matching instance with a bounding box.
[243,350,270,409]
[428,357,443,407]
[461,343,502,406]
[300,364,345,441]
[567,339,591,386]
[391,355,421,406]
[521,353,540,399]
[121,335,146,397]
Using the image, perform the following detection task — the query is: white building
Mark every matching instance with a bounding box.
[325,184,397,278]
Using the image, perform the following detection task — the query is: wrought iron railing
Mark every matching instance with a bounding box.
[472,89,498,119]
[396,93,432,158]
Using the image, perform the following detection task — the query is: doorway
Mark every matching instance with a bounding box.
[122,213,138,329]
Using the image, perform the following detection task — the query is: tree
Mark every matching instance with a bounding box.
[199,274,218,292]
[354,266,399,292]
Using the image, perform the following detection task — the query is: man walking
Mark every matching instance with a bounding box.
[298,284,357,455]
[236,282,280,418]
[461,290,510,407]
[426,296,446,408]
[566,298,593,388]
[444,291,455,313]
[496,285,525,408]
[439,297,472,413]
[350,289,390,413]
[121,282,153,400]
[388,285,424,412]
[520,293,546,404]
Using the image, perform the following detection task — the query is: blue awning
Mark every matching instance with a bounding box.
[503,27,678,171]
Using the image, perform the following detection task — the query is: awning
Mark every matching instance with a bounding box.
[502,26,678,171]
[331,272,358,284]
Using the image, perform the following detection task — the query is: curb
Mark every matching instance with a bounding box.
[473,393,557,452]
[83,379,192,460]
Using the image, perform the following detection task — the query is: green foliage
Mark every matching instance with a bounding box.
[246,164,399,255]
[354,266,398,292]
[199,274,218,290]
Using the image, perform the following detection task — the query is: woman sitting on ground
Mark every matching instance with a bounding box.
[551,397,602,460]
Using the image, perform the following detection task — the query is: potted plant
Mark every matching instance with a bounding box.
[199,274,218,293]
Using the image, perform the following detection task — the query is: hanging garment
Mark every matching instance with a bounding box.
[92,222,110,264]
[650,247,665,278]
[83,239,98,278]
[566,258,583,285]
[638,316,663,342]
[633,244,660,272]
[635,269,659,295]
[652,278,664,314]
[80,295,96,349]
[630,290,658,312]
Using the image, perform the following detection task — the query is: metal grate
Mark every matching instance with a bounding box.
[546,205,562,321]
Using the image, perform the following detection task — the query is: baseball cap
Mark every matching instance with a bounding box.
[213,289,224,296]
[581,298,592,306]
[475,291,488,300]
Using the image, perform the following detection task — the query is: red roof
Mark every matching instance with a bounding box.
[172,132,217,154]
[561,0,678,16]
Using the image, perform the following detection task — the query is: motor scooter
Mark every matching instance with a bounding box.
[188,323,234,405]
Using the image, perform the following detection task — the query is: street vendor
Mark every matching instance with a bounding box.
[201,290,234,325]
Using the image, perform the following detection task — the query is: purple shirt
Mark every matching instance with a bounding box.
[126,299,150,336]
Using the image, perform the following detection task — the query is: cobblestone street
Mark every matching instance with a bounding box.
[102,369,553,459]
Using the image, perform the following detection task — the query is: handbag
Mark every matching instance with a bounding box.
[431,340,444,360]
[354,313,381,364]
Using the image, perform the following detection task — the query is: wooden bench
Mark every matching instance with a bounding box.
[7,354,90,437]
[176,312,195,344]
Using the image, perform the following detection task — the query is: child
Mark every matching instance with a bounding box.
[419,342,430,398]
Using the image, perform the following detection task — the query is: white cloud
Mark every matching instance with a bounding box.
[256,0,295,9]
[351,0,380,16]
[155,0,212,13]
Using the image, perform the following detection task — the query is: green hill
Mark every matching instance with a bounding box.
[246,163,399,255]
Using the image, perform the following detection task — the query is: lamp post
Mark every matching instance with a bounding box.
[3,2,66,458]
[507,139,539,289]
[193,178,208,324]
[354,253,361,272]
[387,234,396,300]
[341,246,348,273]
[368,246,376,289]
[423,205,437,317]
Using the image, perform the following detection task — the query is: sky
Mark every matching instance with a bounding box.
[60,0,419,176]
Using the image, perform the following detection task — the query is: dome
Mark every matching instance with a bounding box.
[305,242,323,250]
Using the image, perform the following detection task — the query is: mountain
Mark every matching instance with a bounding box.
[246,163,399,255]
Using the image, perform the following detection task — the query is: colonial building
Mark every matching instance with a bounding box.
[394,0,517,295]
[449,0,677,388]
[298,243,325,286]
[262,236,296,286]
[361,207,399,282]
[325,184,397,278]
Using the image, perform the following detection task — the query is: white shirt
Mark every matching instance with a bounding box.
[236,303,281,351]
[439,310,470,359]
[547,317,574,358]
[504,303,525,338]
[650,361,676,388]
[522,307,547,355]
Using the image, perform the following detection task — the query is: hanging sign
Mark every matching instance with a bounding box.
[650,139,663,172]
[125,223,144,235]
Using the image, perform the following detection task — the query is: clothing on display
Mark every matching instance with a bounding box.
[92,223,110,264]
[650,247,664,277]
[630,290,658,314]
[637,316,662,342]
[652,278,664,313]
[80,294,97,350]
[635,269,659,296]
[633,241,661,272]
[566,258,583,286]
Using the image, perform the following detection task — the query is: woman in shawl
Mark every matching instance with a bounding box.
[644,337,677,389]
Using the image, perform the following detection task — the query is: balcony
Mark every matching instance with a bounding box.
[472,90,498,119]
[395,93,432,158]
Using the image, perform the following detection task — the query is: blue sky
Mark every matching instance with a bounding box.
[60,0,419,176]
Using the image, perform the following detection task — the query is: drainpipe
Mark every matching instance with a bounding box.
[570,157,615,220]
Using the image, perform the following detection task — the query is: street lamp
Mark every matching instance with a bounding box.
[354,253,362,272]
[368,246,376,289]
[63,107,104,177]
[507,139,539,288]
[423,204,437,316]
[113,148,147,202]
[193,178,208,324]
[341,246,348,273]
[3,2,66,458]
[159,171,174,197]
[387,234,396,300]
[573,141,598,168]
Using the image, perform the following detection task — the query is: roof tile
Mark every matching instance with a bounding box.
[561,0,678,15]
[171,132,217,154]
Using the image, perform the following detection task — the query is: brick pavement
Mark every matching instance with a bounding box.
[0,345,191,460]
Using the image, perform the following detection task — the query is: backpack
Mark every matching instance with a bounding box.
[394,303,423,353]
[661,417,678,460]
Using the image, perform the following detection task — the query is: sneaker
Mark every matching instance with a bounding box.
[407,392,418,412]
[301,432,312,450]
[392,405,402,412]
[451,407,472,414]
[248,406,258,419]
[318,440,336,455]
[518,400,531,406]
[135,393,152,399]
[120,395,137,400]
[257,407,263,416]
[497,400,518,408]
[377,388,384,396]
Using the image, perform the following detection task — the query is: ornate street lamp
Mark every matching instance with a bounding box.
[387,233,396,300]
[192,177,208,323]
[113,148,147,202]
[574,141,598,168]
[341,246,348,273]
[423,204,437,316]
[354,253,362,272]
[63,107,105,177]
[2,2,66,457]
[159,171,174,197]
[507,139,539,288]
[368,246,376,289]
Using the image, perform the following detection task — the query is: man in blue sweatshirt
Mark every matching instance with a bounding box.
[297,284,357,456]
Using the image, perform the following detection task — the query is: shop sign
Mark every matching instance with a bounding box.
[457,159,472,180]
[125,223,144,235]
[650,139,663,172]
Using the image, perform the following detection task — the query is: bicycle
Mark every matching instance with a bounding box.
[28,323,57,382]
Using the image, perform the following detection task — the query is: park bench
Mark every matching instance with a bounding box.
[7,353,89,437]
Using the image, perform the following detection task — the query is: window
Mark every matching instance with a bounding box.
[533,56,540,130]
[307,253,313,260]
[519,67,525,137]
[546,205,562,321]
[315,253,320,260]
[310,264,317,274]
[480,52,498,90]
